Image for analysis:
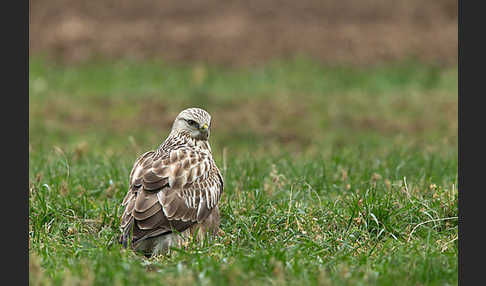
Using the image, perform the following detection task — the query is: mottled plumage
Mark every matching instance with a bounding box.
[119,108,223,256]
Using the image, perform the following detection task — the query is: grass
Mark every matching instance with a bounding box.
[29,57,458,285]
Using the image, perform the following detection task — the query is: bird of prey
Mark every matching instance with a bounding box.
[119,108,223,257]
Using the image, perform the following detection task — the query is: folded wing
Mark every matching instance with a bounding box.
[119,148,223,247]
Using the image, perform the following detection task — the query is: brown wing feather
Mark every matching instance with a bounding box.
[134,190,159,213]
[119,148,224,247]
[133,201,162,220]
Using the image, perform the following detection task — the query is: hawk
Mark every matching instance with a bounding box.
[119,108,223,256]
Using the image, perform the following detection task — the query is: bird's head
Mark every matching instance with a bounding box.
[171,107,212,140]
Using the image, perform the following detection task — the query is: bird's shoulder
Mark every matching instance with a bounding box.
[127,143,221,193]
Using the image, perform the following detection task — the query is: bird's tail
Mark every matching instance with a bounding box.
[119,220,134,249]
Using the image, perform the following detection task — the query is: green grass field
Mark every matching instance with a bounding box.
[29,57,458,285]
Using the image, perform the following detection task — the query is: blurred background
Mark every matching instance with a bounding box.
[30,0,457,66]
[29,0,458,158]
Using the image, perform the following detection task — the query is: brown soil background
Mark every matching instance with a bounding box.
[29,0,457,66]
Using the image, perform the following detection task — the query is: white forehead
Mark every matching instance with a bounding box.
[176,108,211,123]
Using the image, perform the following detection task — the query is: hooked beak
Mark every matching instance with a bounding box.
[199,123,210,140]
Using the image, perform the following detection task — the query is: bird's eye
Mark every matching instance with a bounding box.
[187,119,198,127]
